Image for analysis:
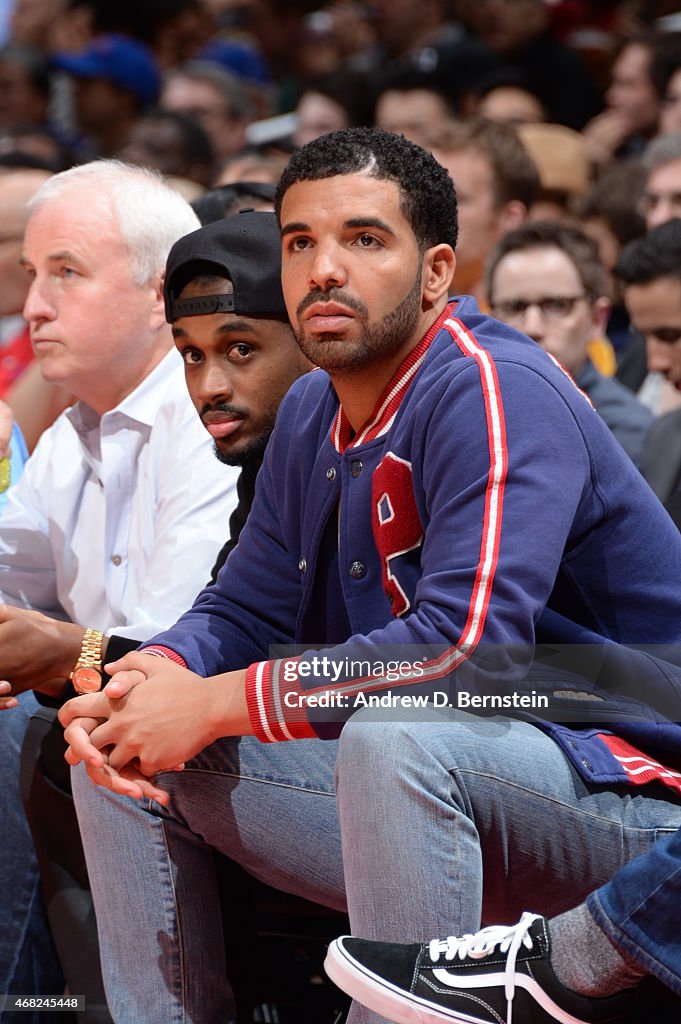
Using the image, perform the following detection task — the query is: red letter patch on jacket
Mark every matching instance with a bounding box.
[372,453,423,616]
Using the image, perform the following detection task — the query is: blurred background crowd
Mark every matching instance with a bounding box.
[0,0,681,472]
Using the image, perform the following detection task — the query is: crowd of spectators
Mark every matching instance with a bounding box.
[0,0,678,478]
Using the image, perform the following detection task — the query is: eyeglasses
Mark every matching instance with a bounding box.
[491,295,590,324]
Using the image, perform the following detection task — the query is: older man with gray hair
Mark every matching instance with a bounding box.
[0,160,238,1017]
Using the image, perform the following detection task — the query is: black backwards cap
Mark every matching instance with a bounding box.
[164,210,287,324]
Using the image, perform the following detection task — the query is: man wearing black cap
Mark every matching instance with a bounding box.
[162,211,312,573]
[13,210,310,1020]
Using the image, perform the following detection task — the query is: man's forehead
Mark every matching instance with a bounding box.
[495,246,578,282]
[280,174,406,231]
[178,275,233,297]
[25,193,120,249]
[282,172,401,205]
[648,159,681,185]
[626,276,681,309]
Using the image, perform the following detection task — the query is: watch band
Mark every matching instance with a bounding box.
[70,627,104,694]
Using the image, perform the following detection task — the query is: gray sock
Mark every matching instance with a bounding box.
[549,902,646,997]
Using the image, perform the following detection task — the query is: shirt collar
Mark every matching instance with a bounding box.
[68,348,182,434]
[330,301,456,455]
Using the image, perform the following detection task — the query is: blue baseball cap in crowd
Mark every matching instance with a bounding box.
[198,40,272,87]
[52,34,161,106]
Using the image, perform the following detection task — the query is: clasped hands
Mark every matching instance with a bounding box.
[58,653,250,804]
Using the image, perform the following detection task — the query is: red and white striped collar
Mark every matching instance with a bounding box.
[330,301,456,455]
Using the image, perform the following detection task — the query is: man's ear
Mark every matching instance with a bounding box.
[591,295,611,336]
[149,272,167,330]
[497,200,527,235]
[423,244,456,304]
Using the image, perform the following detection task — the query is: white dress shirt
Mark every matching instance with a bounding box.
[0,348,239,639]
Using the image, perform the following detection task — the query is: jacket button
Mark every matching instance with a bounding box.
[298,558,307,573]
[581,758,593,771]
[349,560,367,579]
[350,459,363,478]
[326,467,336,480]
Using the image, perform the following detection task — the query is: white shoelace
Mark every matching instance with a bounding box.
[427,912,542,1024]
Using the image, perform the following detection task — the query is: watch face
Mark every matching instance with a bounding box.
[72,666,102,694]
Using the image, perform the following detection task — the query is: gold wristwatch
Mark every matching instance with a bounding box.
[70,628,104,694]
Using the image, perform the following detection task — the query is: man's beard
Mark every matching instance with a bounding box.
[294,257,423,374]
[213,430,271,467]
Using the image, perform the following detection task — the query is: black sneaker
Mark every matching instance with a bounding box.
[324,913,636,1024]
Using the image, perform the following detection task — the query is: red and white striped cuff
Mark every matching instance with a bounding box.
[245,659,317,743]
[139,645,188,667]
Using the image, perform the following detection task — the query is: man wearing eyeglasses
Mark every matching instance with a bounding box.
[485,220,653,467]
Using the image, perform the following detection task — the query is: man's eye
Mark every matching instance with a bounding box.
[228,343,254,361]
[181,349,203,365]
[543,298,573,315]
[356,234,379,247]
[289,237,311,251]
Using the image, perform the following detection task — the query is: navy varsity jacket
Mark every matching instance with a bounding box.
[144,299,681,787]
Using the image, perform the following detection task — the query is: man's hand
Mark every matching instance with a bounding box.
[0,606,86,699]
[63,713,175,804]
[0,676,67,710]
[59,651,158,768]
[59,652,250,787]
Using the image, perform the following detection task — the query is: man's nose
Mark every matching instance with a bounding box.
[307,242,348,291]
[196,363,234,404]
[23,276,56,323]
[520,303,546,341]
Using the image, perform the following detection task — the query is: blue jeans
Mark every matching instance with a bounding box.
[72,710,681,1024]
[588,825,681,996]
[0,692,63,1008]
[72,734,344,1024]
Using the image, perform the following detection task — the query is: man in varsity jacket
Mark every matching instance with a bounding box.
[62,129,681,1024]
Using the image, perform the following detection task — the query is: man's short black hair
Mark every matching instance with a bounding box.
[615,218,681,287]
[274,126,458,252]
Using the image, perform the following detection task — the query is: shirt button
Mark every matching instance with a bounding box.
[111,554,122,566]
[298,558,307,573]
[326,467,337,481]
[350,459,363,478]
[349,560,367,580]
